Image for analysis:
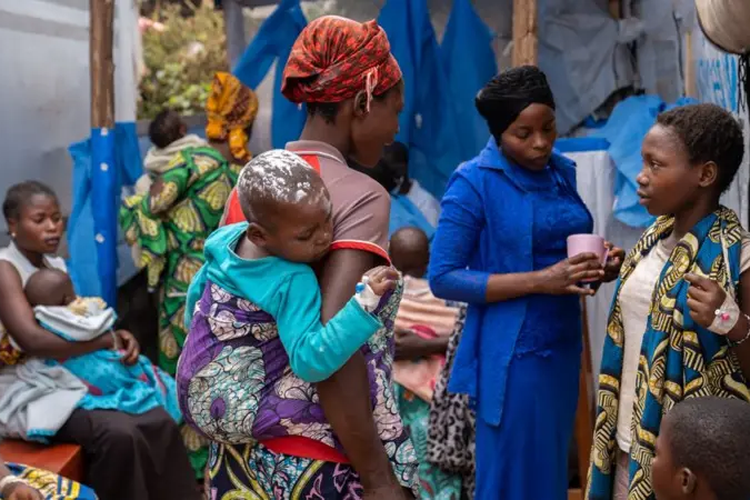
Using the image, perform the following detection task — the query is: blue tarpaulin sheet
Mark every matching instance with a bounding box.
[441,0,497,158]
[67,123,142,305]
[233,0,307,149]
[379,0,466,199]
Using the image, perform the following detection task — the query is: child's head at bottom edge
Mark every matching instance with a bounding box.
[25,268,76,307]
[389,226,429,279]
[652,396,750,500]
[236,149,333,264]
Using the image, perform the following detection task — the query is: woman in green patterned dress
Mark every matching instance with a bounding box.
[119,72,258,475]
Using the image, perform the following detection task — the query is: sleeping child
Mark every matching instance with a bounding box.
[25,269,180,421]
[176,149,399,445]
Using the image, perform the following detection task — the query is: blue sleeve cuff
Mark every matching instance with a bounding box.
[430,269,490,304]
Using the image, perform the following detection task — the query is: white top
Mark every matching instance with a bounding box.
[0,242,67,350]
[406,180,441,227]
[0,242,67,286]
[616,234,750,451]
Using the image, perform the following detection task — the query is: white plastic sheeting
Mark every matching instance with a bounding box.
[539,0,637,134]
[692,25,749,222]
[0,0,140,242]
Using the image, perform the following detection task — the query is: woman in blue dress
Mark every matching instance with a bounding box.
[428,66,623,499]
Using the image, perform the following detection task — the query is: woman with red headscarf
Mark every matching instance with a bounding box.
[179,16,417,499]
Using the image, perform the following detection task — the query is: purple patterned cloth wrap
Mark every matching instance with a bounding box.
[176,279,417,471]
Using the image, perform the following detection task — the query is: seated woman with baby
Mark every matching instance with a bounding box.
[0,181,199,500]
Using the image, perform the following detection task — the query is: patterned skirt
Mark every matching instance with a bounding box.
[395,384,463,500]
[206,442,366,499]
[6,463,97,499]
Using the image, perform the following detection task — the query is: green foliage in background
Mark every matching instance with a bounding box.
[138,2,228,119]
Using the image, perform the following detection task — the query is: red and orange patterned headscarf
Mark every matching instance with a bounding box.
[205,72,259,163]
[281,16,402,108]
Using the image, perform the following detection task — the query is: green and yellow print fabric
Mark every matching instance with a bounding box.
[119,146,238,477]
[586,207,750,500]
[120,146,239,294]
[119,146,239,374]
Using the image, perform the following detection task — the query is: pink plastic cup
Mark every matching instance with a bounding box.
[566,234,608,283]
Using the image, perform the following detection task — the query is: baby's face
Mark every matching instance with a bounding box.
[264,196,333,264]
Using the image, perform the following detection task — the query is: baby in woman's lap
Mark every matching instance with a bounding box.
[178,149,398,444]
[24,269,180,420]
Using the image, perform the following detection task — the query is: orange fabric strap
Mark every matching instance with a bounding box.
[261,436,350,464]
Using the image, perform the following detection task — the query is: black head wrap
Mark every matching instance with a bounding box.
[475,65,556,139]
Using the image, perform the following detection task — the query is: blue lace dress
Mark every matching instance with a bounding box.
[474,163,591,499]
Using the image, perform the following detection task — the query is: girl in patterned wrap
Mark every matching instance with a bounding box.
[177,150,401,488]
[587,104,750,500]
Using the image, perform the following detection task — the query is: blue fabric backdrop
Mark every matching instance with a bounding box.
[67,123,142,304]
[389,195,435,241]
[441,0,497,158]
[233,0,307,149]
[379,0,492,199]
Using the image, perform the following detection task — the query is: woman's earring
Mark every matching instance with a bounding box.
[10,233,15,239]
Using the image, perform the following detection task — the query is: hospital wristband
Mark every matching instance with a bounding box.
[110,329,122,350]
[709,294,741,335]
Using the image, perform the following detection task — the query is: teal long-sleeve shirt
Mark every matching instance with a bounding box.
[184,223,382,383]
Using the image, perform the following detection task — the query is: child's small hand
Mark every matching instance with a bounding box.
[603,242,625,283]
[364,266,400,296]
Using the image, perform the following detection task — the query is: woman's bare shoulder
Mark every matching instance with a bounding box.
[0,259,23,289]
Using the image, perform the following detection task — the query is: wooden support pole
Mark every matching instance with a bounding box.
[512,0,538,66]
[574,299,595,491]
[608,0,621,19]
[90,0,115,129]
[89,0,118,306]
[223,0,247,68]
[685,31,697,98]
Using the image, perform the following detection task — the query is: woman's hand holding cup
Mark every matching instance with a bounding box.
[539,253,604,296]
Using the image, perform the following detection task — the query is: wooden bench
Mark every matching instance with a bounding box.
[0,440,84,483]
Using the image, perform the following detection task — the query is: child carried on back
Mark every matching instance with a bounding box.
[25,269,180,420]
[176,149,398,444]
